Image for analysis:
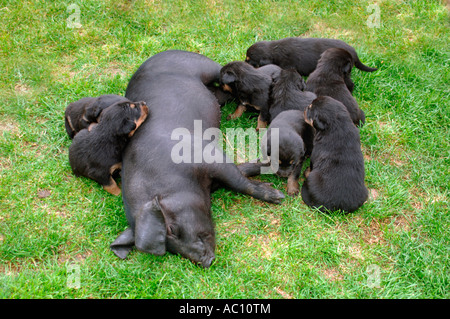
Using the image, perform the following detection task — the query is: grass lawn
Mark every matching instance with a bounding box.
[0,0,449,299]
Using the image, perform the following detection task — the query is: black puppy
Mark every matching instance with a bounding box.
[245,37,377,92]
[238,110,312,195]
[265,110,312,195]
[269,68,317,123]
[238,70,315,195]
[220,61,281,130]
[64,94,130,139]
[69,101,148,196]
[305,48,365,126]
[301,96,368,213]
[110,51,284,268]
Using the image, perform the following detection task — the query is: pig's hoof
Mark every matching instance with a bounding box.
[266,189,285,204]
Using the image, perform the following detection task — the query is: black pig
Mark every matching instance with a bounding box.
[110,50,284,268]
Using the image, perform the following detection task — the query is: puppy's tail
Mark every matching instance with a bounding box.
[355,57,378,72]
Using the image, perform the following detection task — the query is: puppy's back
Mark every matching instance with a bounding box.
[302,97,368,212]
[69,101,148,188]
[305,49,364,126]
[257,64,282,80]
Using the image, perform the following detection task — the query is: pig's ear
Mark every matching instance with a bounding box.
[134,196,167,256]
[110,227,135,259]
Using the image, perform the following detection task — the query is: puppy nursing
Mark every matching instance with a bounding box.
[264,110,313,195]
[220,61,281,130]
[236,37,375,213]
[68,100,149,195]
[64,94,131,139]
[269,68,317,122]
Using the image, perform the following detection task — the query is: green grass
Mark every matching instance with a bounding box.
[0,0,449,299]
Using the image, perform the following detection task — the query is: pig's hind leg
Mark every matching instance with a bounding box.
[209,161,284,204]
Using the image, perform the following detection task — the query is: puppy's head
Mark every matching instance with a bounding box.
[278,134,305,178]
[99,101,149,137]
[275,68,306,91]
[245,41,273,68]
[219,61,257,94]
[319,48,354,77]
[85,95,131,123]
[304,96,350,132]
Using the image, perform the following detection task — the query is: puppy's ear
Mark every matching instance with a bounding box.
[110,228,134,259]
[312,112,329,131]
[259,58,272,66]
[134,197,167,256]
[222,71,236,84]
[84,104,102,121]
[266,136,272,157]
[118,101,131,109]
[342,61,353,76]
[92,104,105,119]
[120,118,137,136]
[246,59,259,68]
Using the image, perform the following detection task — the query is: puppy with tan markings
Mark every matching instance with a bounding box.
[237,110,313,196]
[69,101,148,195]
[64,94,130,139]
[220,61,281,130]
[245,37,377,92]
[301,96,368,213]
[306,48,366,127]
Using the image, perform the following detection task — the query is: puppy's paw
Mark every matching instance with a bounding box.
[287,186,299,196]
[287,176,300,196]
[304,167,311,178]
[256,116,267,131]
[103,179,121,196]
